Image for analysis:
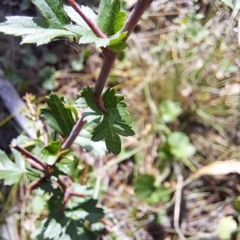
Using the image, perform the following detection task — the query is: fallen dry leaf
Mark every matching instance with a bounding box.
[191,160,240,178]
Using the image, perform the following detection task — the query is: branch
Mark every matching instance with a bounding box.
[62,189,71,212]
[61,0,153,148]
[93,0,153,109]
[25,176,47,191]
[23,157,45,172]
[67,0,107,39]
[93,50,118,113]
[121,0,153,40]
[11,144,42,165]
[11,144,46,171]
[61,114,85,150]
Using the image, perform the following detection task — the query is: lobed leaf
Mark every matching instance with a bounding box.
[134,174,156,200]
[78,87,134,155]
[41,93,76,137]
[108,32,127,52]
[78,199,105,223]
[134,174,170,204]
[0,150,26,185]
[64,5,97,29]
[159,100,182,123]
[97,0,126,36]
[33,197,103,239]
[167,132,195,158]
[40,141,62,165]
[64,24,109,48]
[55,154,79,176]
[0,17,75,46]
[32,0,69,26]
[74,129,107,156]
[33,216,98,240]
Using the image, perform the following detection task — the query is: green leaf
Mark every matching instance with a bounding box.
[55,154,79,176]
[41,93,76,137]
[31,195,46,214]
[40,141,62,165]
[64,5,97,29]
[78,87,134,155]
[149,185,171,204]
[0,150,26,185]
[74,129,107,156]
[97,0,126,36]
[11,135,36,149]
[167,132,195,158]
[134,174,170,204]
[36,216,98,240]
[80,199,104,223]
[159,100,182,123]
[32,0,69,26]
[63,4,112,48]
[64,24,109,48]
[134,174,156,200]
[39,66,55,90]
[108,31,127,52]
[220,0,234,10]
[0,17,75,46]
[44,53,58,64]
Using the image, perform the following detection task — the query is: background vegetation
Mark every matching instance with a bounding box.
[1,0,240,239]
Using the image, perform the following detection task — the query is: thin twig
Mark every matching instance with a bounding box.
[11,144,46,171]
[11,144,44,167]
[57,178,68,190]
[69,191,86,198]
[62,189,71,212]
[23,157,45,172]
[67,0,107,39]
[80,165,89,185]
[25,176,47,191]
[174,163,186,240]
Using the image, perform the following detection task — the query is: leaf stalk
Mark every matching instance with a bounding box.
[67,0,107,39]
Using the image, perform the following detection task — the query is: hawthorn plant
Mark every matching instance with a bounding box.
[0,0,152,239]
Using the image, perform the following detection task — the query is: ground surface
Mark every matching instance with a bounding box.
[1,0,240,239]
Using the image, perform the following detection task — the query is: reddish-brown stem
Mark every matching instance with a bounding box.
[58,178,86,211]
[58,178,68,190]
[24,157,45,172]
[121,0,153,40]
[67,0,107,39]
[11,144,46,171]
[61,115,85,150]
[80,165,89,185]
[62,189,71,212]
[66,176,74,184]
[12,144,44,166]
[25,176,46,192]
[93,50,118,102]
[56,0,153,151]
[93,0,153,111]
[69,190,86,198]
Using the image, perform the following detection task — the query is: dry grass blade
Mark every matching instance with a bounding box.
[191,160,240,178]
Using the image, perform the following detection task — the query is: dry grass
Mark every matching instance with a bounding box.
[1,0,240,239]
[100,1,240,239]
